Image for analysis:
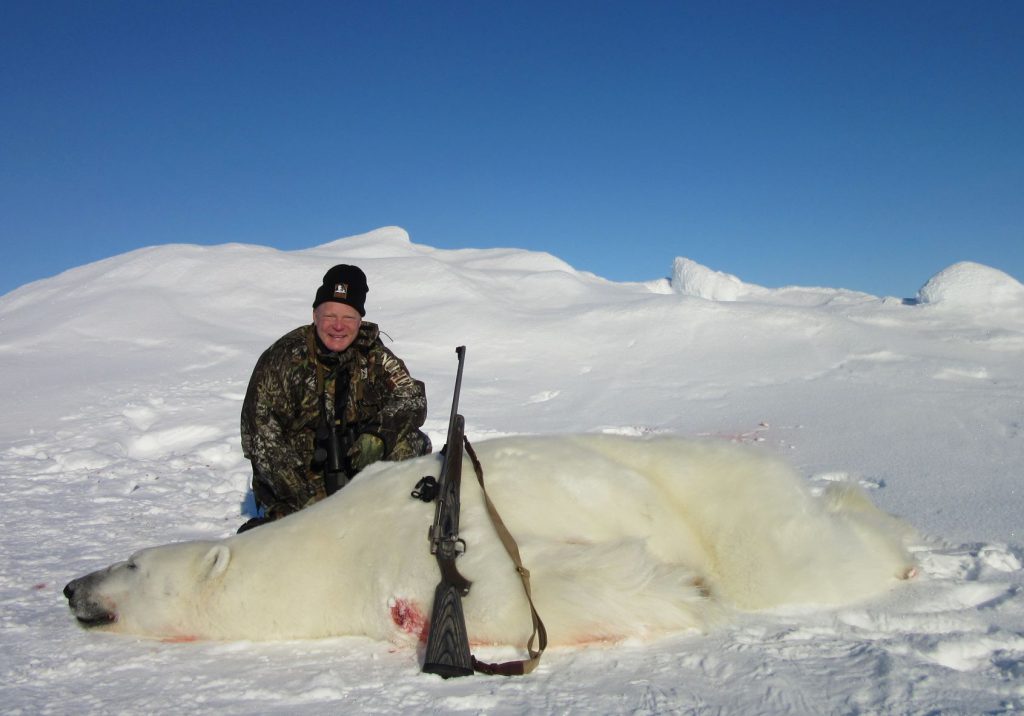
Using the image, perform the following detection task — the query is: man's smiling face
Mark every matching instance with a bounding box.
[313,302,362,352]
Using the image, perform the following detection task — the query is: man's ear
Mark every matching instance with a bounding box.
[201,545,231,580]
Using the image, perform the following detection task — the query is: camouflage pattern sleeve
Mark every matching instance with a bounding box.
[240,331,320,515]
[359,340,430,461]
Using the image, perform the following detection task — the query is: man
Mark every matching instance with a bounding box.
[240,264,430,526]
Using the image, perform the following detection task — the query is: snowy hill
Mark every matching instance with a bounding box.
[2,228,1023,713]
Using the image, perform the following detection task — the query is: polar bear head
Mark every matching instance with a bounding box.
[63,540,231,639]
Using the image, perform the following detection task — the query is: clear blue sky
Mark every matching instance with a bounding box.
[2,1,1022,298]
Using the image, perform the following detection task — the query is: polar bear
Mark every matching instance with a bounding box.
[64,435,915,647]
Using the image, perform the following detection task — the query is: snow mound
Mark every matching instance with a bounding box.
[311,226,419,258]
[917,262,1024,307]
[667,257,880,307]
[671,258,753,301]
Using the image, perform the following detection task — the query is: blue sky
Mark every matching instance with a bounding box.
[2,1,1022,298]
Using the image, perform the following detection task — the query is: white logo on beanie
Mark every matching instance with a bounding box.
[333,283,349,299]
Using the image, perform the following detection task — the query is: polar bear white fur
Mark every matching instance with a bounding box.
[64,435,915,646]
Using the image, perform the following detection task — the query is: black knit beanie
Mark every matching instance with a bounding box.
[312,264,369,316]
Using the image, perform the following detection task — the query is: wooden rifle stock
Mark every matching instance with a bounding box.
[422,347,474,678]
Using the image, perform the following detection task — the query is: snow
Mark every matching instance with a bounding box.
[671,257,753,301]
[917,261,1024,309]
[2,226,1023,714]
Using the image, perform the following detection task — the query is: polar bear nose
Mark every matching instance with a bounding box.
[64,575,89,603]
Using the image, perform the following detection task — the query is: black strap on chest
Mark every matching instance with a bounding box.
[307,327,354,495]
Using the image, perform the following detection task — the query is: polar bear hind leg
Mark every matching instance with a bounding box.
[515,540,722,645]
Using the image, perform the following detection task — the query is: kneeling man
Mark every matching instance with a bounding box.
[240,264,431,525]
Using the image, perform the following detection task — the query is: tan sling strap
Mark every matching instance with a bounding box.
[462,436,548,676]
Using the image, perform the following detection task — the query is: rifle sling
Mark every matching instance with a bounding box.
[462,436,548,676]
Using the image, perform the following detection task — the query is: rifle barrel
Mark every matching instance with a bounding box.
[445,346,466,444]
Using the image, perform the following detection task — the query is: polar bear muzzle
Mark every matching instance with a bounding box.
[64,570,117,627]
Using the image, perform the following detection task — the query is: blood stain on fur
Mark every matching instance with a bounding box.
[390,598,429,642]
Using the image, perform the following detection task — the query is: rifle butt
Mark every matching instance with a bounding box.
[422,580,473,678]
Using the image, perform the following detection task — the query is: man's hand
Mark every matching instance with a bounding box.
[348,433,385,473]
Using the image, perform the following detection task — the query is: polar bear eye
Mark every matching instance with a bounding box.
[126,560,138,571]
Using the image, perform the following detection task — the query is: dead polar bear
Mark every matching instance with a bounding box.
[64,434,915,646]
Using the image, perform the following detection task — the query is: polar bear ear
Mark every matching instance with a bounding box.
[201,545,232,580]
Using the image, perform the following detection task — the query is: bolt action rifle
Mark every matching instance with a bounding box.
[413,346,547,678]
[417,345,473,678]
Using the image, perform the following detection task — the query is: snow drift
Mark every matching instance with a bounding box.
[917,260,1024,307]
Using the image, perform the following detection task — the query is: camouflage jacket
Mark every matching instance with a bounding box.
[241,322,430,517]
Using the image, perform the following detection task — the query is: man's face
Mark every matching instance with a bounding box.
[313,302,361,353]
